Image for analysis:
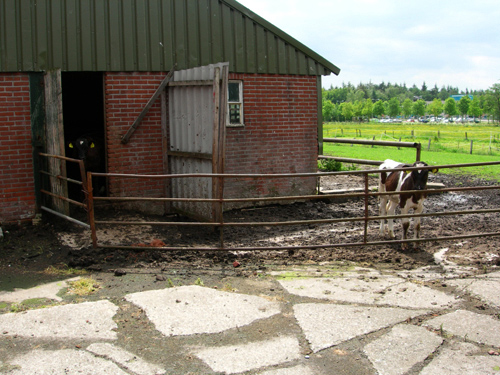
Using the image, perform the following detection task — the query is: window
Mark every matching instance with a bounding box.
[228,81,244,126]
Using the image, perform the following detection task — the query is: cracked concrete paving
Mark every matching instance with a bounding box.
[0,262,500,374]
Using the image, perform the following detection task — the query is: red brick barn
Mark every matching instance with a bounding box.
[0,0,340,225]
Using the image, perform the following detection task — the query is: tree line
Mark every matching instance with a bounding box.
[322,81,500,123]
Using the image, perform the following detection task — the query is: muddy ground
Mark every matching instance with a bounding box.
[1,171,499,279]
[1,171,500,374]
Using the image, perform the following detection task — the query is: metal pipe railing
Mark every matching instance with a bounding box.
[39,156,500,252]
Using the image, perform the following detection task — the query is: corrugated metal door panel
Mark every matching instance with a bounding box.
[168,62,228,221]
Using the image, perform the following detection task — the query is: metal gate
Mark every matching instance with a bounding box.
[167,62,229,222]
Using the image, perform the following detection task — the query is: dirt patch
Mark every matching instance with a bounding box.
[1,172,499,277]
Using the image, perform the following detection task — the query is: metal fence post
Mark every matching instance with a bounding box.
[364,172,369,243]
[87,171,98,248]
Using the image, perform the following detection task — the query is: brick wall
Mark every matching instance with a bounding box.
[224,73,318,203]
[104,72,318,213]
[104,72,166,213]
[0,71,319,223]
[0,73,36,224]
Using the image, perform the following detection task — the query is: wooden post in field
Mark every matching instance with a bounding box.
[470,140,473,154]
[428,138,431,151]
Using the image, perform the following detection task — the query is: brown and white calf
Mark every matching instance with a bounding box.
[378,159,438,246]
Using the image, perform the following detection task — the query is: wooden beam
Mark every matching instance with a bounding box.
[168,80,214,87]
[121,64,176,144]
[45,69,69,215]
[167,150,213,160]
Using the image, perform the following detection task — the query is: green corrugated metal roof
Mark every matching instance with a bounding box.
[0,0,340,76]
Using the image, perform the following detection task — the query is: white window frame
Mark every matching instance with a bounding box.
[227,80,244,127]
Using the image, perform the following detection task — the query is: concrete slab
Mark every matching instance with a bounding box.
[259,364,315,375]
[279,274,457,309]
[420,342,500,375]
[448,278,500,308]
[364,324,443,375]
[0,300,118,340]
[293,303,429,352]
[87,343,166,375]
[0,277,80,303]
[8,349,129,374]
[125,285,280,336]
[424,310,500,347]
[278,272,401,304]
[376,281,458,309]
[193,336,301,374]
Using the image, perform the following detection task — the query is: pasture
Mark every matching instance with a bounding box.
[323,122,500,179]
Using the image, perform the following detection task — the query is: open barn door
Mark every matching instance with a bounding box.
[167,63,228,222]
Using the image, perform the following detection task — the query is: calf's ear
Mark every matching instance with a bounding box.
[431,168,438,173]
[90,142,95,148]
[69,143,74,148]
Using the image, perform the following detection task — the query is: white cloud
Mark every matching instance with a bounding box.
[236,0,500,91]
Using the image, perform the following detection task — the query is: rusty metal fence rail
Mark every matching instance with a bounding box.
[39,153,92,229]
[82,161,500,251]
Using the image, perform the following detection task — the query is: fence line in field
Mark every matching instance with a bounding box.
[325,129,500,156]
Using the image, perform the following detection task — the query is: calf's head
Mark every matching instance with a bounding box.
[69,137,95,161]
[408,162,438,190]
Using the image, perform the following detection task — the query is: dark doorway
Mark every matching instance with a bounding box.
[62,72,106,200]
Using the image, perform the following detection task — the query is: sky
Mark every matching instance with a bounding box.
[236,0,500,92]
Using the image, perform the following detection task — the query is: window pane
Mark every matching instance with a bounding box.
[228,82,240,102]
[229,104,241,124]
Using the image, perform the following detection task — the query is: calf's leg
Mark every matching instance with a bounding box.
[386,199,398,239]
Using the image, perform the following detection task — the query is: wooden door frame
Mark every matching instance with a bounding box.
[44,69,69,215]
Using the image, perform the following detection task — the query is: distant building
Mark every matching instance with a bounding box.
[451,95,473,101]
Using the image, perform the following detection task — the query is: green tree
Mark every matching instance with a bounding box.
[362,98,374,120]
[387,97,401,118]
[428,98,443,118]
[353,100,364,121]
[458,95,471,120]
[402,98,413,118]
[485,83,500,122]
[346,88,365,103]
[372,100,385,117]
[443,97,458,118]
[322,100,335,122]
[341,102,354,121]
[468,96,482,119]
[412,99,426,118]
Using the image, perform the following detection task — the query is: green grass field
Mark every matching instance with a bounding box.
[322,122,500,179]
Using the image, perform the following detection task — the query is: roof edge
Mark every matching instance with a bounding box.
[221,0,340,76]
